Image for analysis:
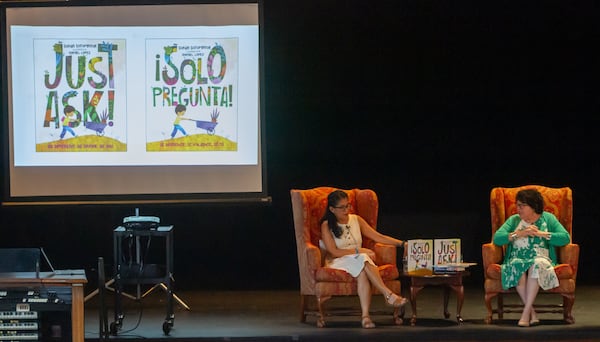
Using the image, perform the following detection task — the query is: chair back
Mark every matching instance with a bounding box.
[490,185,573,240]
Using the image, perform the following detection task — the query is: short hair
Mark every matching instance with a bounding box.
[64,105,75,114]
[516,188,545,214]
[175,104,186,113]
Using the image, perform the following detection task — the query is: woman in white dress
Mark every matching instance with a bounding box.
[320,190,407,329]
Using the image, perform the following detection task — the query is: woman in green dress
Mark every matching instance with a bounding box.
[493,189,570,327]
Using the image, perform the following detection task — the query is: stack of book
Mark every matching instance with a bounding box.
[432,262,477,274]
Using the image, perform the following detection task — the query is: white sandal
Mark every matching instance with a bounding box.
[385,292,407,308]
[361,316,376,329]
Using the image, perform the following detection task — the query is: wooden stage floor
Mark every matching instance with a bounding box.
[82,284,600,341]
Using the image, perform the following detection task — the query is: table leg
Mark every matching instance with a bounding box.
[449,284,464,324]
[410,285,424,326]
[443,286,450,319]
[72,283,84,342]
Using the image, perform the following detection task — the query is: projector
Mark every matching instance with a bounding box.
[123,216,160,230]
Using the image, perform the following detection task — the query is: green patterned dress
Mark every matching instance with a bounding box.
[492,212,571,290]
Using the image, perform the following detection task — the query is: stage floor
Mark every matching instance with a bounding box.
[83,284,600,341]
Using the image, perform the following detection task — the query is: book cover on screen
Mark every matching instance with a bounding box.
[33,39,127,152]
[145,38,239,152]
[13,24,258,168]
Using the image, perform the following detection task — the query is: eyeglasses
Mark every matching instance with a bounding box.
[333,203,352,210]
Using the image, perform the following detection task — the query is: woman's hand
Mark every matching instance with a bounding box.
[521,225,538,236]
[358,248,376,260]
[523,225,551,239]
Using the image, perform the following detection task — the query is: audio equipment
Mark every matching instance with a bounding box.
[0,287,71,341]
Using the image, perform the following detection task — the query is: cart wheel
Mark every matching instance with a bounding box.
[207,129,215,135]
[162,320,173,335]
[109,321,119,335]
[96,130,105,136]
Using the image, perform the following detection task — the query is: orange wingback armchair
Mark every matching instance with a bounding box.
[482,185,579,324]
[290,187,402,327]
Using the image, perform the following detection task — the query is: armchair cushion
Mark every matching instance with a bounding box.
[315,264,398,283]
[485,259,574,280]
[554,264,574,279]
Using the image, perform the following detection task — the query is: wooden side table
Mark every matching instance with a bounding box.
[400,271,469,326]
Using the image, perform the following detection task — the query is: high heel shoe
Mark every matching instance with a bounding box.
[385,293,407,308]
[530,309,540,326]
[361,316,376,329]
[517,320,530,327]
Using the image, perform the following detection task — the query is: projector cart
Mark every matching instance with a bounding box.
[111,225,182,335]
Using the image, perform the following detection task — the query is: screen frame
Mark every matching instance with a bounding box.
[0,0,269,206]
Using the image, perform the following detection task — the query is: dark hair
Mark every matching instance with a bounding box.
[319,190,348,238]
[64,105,75,114]
[516,188,544,214]
[175,104,186,114]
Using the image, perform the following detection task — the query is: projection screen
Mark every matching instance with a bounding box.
[1,0,268,205]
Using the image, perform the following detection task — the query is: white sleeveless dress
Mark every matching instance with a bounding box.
[324,214,377,277]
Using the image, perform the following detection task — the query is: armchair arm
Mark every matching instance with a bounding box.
[305,242,323,272]
[373,243,397,266]
[559,243,579,278]
[482,242,503,269]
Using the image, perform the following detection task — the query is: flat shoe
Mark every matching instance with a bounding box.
[530,319,540,326]
[361,316,376,329]
[518,320,530,327]
[385,293,408,308]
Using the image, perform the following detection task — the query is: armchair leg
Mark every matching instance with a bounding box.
[299,295,308,323]
[484,292,497,324]
[316,295,331,328]
[393,307,403,325]
[497,294,504,320]
[563,294,575,324]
